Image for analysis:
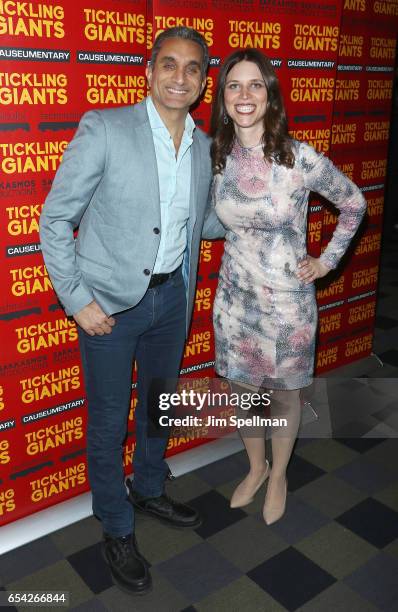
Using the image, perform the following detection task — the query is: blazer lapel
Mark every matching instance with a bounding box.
[188,136,200,238]
[133,106,160,215]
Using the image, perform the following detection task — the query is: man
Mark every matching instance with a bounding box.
[39,27,224,595]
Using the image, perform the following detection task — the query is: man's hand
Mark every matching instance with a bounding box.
[297,256,331,284]
[73,301,116,336]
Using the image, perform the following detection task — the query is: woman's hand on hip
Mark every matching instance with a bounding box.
[297,256,331,284]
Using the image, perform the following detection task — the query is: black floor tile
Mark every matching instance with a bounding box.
[337,379,367,393]
[194,453,248,487]
[383,261,398,269]
[67,542,113,594]
[156,542,241,602]
[383,240,398,250]
[335,498,398,548]
[247,546,336,611]
[344,552,398,611]
[191,490,247,539]
[334,419,380,439]
[0,536,63,584]
[0,588,17,612]
[69,600,108,612]
[287,454,326,491]
[379,349,398,367]
[375,315,398,330]
[338,438,386,453]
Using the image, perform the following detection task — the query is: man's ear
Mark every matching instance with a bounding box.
[145,64,152,88]
[200,76,207,94]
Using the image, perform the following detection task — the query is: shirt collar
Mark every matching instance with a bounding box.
[146,95,195,138]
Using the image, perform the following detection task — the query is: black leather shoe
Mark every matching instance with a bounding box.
[102,533,151,595]
[126,479,201,528]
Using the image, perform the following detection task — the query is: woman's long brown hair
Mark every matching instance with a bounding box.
[210,48,295,174]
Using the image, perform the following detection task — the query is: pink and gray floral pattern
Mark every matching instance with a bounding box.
[213,139,366,389]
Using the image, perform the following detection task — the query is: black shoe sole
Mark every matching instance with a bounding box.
[102,545,152,596]
[131,503,203,529]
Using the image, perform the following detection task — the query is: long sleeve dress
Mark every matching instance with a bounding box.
[212,139,367,390]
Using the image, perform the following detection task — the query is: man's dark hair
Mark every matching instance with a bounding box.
[150,27,209,76]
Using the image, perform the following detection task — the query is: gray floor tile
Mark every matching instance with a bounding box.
[253,494,329,545]
[334,415,383,438]
[195,575,286,612]
[363,423,397,438]
[295,522,378,579]
[295,473,368,518]
[361,378,398,401]
[297,581,381,612]
[99,568,190,612]
[295,439,358,472]
[344,552,398,611]
[208,515,287,572]
[333,456,397,495]
[166,471,213,503]
[372,406,398,433]
[70,598,109,611]
[134,514,203,565]
[368,366,398,379]
[51,516,102,557]
[194,454,249,488]
[372,481,398,512]
[384,538,398,560]
[0,536,63,584]
[364,439,398,474]
[6,560,92,610]
[294,437,317,449]
[156,542,241,602]
[328,384,387,432]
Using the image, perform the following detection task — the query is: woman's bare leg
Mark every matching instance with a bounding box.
[263,389,301,524]
[229,381,270,508]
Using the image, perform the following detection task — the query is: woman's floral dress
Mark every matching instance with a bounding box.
[212,139,366,389]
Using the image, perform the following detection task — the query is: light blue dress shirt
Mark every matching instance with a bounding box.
[146,96,194,274]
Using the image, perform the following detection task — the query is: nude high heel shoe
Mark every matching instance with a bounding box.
[263,476,288,525]
[230,459,270,508]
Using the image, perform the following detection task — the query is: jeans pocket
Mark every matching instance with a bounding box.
[171,268,184,288]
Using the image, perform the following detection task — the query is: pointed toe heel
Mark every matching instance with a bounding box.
[263,477,287,525]
[230,459,270,508]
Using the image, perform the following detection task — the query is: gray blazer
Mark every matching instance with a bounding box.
[39,100,225,335]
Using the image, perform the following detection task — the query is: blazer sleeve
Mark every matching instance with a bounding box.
[201,178,227,240]
[39,111,107,315]
[298,141,367,270]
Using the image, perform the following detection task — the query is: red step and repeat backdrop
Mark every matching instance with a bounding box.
[316,0,397,372]
[0,0,397,526]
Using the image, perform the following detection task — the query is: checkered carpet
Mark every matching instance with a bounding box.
[1,428,398,611]
[1,237,398,611]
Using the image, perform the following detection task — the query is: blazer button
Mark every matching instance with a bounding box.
[143,269,151,275]
[153,227,160,234]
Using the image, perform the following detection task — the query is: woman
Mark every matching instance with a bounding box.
[210,49,366,525]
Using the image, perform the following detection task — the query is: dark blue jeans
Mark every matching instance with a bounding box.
[78,269,186,537]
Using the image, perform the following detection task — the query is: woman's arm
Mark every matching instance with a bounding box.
[298,141,367,272]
